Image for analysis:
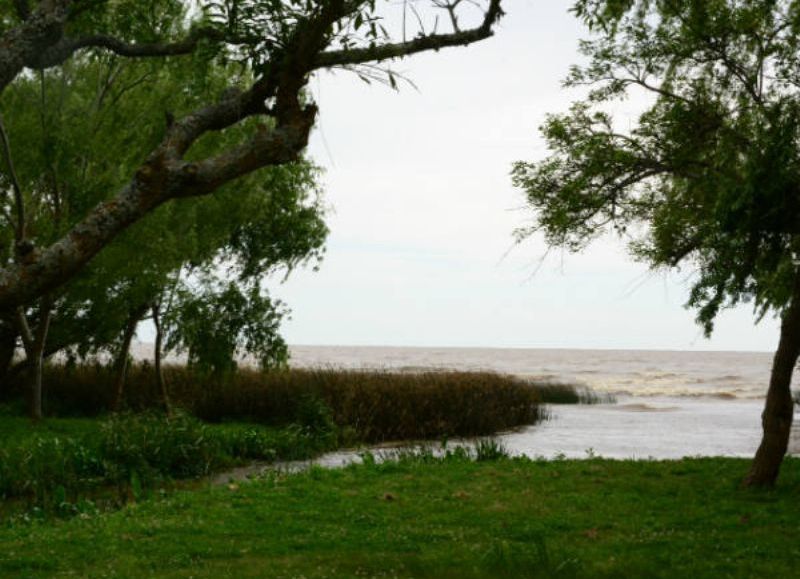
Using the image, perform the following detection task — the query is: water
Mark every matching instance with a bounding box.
[289,345,773,399]
[287,345,800,459]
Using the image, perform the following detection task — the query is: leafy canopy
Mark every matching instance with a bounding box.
[0,45,326,365]
[513,0,800,333]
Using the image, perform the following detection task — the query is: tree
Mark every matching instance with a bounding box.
[513,0,800,486]
[0,0,504,314]
[0,50,326,416]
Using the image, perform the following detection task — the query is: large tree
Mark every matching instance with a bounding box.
[513,0,800,486]
[0,0,504,310]
[0,50,326,417]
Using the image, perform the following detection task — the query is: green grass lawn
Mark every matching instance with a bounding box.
[2,455,799,578]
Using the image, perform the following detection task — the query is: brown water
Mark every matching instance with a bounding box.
[290,345,773,399]
[287,345,798,459]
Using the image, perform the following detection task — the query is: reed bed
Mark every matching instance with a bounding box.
[6,365,553,441]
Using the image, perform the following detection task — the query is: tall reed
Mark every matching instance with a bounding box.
[6,366,550,441]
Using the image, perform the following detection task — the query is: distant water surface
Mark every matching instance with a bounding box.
[287,345,798,459]
[289,345,773,399]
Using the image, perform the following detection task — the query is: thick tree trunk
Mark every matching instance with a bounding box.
[152,303,171,416]
[111,305,146,412]
[743,274,800,487]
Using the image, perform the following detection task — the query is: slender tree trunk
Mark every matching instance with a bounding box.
[18,297,53,421]
[29,338,45,420]
[0,319,17,394]
[111,305,146,412]
[152,303,171,416]
[744,274,800,487]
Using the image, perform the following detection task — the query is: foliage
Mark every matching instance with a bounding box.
[165,278,290,374]
[0,0,503,316]
[0,408,337,510]
[513,0,800,333]
[98,411,220,485]
[0,52,327,367]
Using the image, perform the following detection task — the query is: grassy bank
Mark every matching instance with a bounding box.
[1,368,601,514]
[1,453,798,578]
[6,366,556,441]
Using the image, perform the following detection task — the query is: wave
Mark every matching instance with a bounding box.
[612,403,681,412]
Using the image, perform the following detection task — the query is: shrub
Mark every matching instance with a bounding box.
[99,411,221,486]
[0,435,103,503]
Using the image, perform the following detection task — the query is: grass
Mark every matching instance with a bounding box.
[1,453,798,578]
[6,365,560,441]
[532,382,615,405]
[0,365,605,514]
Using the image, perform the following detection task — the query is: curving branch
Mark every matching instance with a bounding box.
[0,0,72,95]
[28,26,230,71]
[0,0,505,311]
[315,0,503,69]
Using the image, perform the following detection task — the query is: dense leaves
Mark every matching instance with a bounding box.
[514,0,800,333]
[0,51,326,368]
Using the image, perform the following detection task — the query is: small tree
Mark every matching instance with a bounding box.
[513,0,800,486]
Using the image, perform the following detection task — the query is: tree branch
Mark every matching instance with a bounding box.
[0,0,505,312]
[0,113,26,242]
[0,104,317,310]
[314,0,503,69]
[0,0,72,95]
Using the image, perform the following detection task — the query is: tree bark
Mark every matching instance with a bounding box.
[152,303,171,416]
[17,297,53,421]
[0,1,504,313]
[744,273,800,487]
[0,319,18,396]
[111,305,147,412]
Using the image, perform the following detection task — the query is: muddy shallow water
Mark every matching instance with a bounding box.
[212,396,800,484]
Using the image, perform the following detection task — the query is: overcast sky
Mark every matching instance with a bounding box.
[264,0,780,353]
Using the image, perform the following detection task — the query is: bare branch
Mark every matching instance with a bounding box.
[315,0,503,69]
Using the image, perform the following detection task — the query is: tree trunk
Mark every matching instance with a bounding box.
[111,305,146,412]
[22,297,53,421]
[152,303,171,416]
[0,319,17,394]
[743,274,800,487]
[29,338,45,421]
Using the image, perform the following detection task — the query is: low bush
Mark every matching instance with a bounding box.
[0,410,337,509]
[0,434,104,505]
[99,411,221,487]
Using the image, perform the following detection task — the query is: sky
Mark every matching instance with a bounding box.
[264,0,781,353]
